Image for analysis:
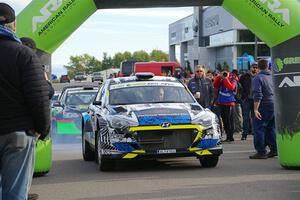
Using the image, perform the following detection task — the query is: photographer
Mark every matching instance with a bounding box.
[214,68,237,142]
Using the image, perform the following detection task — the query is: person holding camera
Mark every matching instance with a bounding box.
[214,68,237,142]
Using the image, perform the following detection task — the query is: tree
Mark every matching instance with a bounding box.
[132,50,150,61]
[64,54,102,78]
[150,49,169,61]
[102,52,113,70]
[123,51,132,60]
[113,52,125,69]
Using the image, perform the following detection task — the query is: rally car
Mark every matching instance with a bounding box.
[82,73,222,171]
[52,86,98,143]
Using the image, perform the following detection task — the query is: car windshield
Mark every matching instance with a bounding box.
[65,92,97,106]
[76,72,84,75]
[93,72,101,75]
[109,85,194,105]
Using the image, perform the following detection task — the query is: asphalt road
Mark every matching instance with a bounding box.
[31,135,300,200]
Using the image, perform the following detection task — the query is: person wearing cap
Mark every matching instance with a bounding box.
[0,3,50,200]
[239,62,259,140]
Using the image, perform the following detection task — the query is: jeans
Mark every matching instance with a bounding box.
[233,103,243,133]
[241,99,254,138]
[253,107,277,154]
[0,131,35,200]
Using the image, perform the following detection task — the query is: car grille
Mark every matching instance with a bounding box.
[134,129,198,151]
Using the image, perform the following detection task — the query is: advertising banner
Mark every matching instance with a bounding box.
[272,36,300,167]
[223,0,300,48]
[16,0,97,53]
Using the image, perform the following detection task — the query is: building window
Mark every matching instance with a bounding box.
[184,27,189,33]
[171,32,176,38]
[209,30,235,46]
[238,30,255,42]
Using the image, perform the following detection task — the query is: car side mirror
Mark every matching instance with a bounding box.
[53,101,63,107]
[93,101,102,106]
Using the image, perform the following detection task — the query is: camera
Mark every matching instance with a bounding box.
[222,72,228,77]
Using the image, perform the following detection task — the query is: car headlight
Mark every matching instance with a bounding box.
[191,115,212,128]
[108,115,138,129]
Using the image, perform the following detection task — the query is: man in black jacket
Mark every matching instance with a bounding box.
[0,3,50,200]
[239,62,258,140]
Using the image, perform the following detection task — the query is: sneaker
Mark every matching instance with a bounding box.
[267,151,278,158]
[28,193,39,200]
[249,153,268,159]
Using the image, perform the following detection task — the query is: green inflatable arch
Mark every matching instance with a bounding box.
[17,0,300,170]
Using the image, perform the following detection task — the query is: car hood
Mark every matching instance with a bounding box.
[108,103,204,126]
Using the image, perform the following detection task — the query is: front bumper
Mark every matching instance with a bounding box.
[102,124,223,160]
[102,148,223,160]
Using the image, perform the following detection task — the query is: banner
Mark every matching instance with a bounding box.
[223,0,300,47]
[16,0,97,53]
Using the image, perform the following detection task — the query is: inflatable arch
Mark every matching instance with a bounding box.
[17,0,300,169]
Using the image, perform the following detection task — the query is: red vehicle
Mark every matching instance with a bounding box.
[134,62,183,77]
[60,75,70,83]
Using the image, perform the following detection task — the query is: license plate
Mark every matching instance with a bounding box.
[157,149,176,154]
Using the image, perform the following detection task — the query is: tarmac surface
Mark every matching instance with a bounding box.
[31,135,300,200]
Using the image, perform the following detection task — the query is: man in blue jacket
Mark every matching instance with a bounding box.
[250,59,277,159]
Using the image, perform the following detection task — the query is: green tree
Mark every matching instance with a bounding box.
[150,49,169,61]
[113,52,125,69]
[132,50,150,61]
[123,51,132,60]
[102,52,113,70]
[64,54,102,79]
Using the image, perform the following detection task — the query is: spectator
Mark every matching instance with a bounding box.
[214,67,236,142]
[0,3,50,199]
[239,62,258,140]
[206,69,214,81]
[231,69,243,135]
[20,37,54,100]
[187,65,214,109]
[249,59,277,159]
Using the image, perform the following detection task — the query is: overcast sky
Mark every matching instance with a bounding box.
[5,0,193,76]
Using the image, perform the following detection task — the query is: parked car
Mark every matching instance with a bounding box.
[60,75,70,83]
[74,72,87,81]
[92,72,103,82]
[51,85,98,143]
[82,73,223,171]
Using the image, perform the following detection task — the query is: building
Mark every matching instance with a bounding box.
[169,6,270,72]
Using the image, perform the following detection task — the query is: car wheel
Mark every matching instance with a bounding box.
[96,130,115,171]
[199,155,219,168]
[82,128,95,161]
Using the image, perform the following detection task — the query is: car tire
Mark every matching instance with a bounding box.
[95,130,115,171]
[199,155,219,168]
[82,129,95,161]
